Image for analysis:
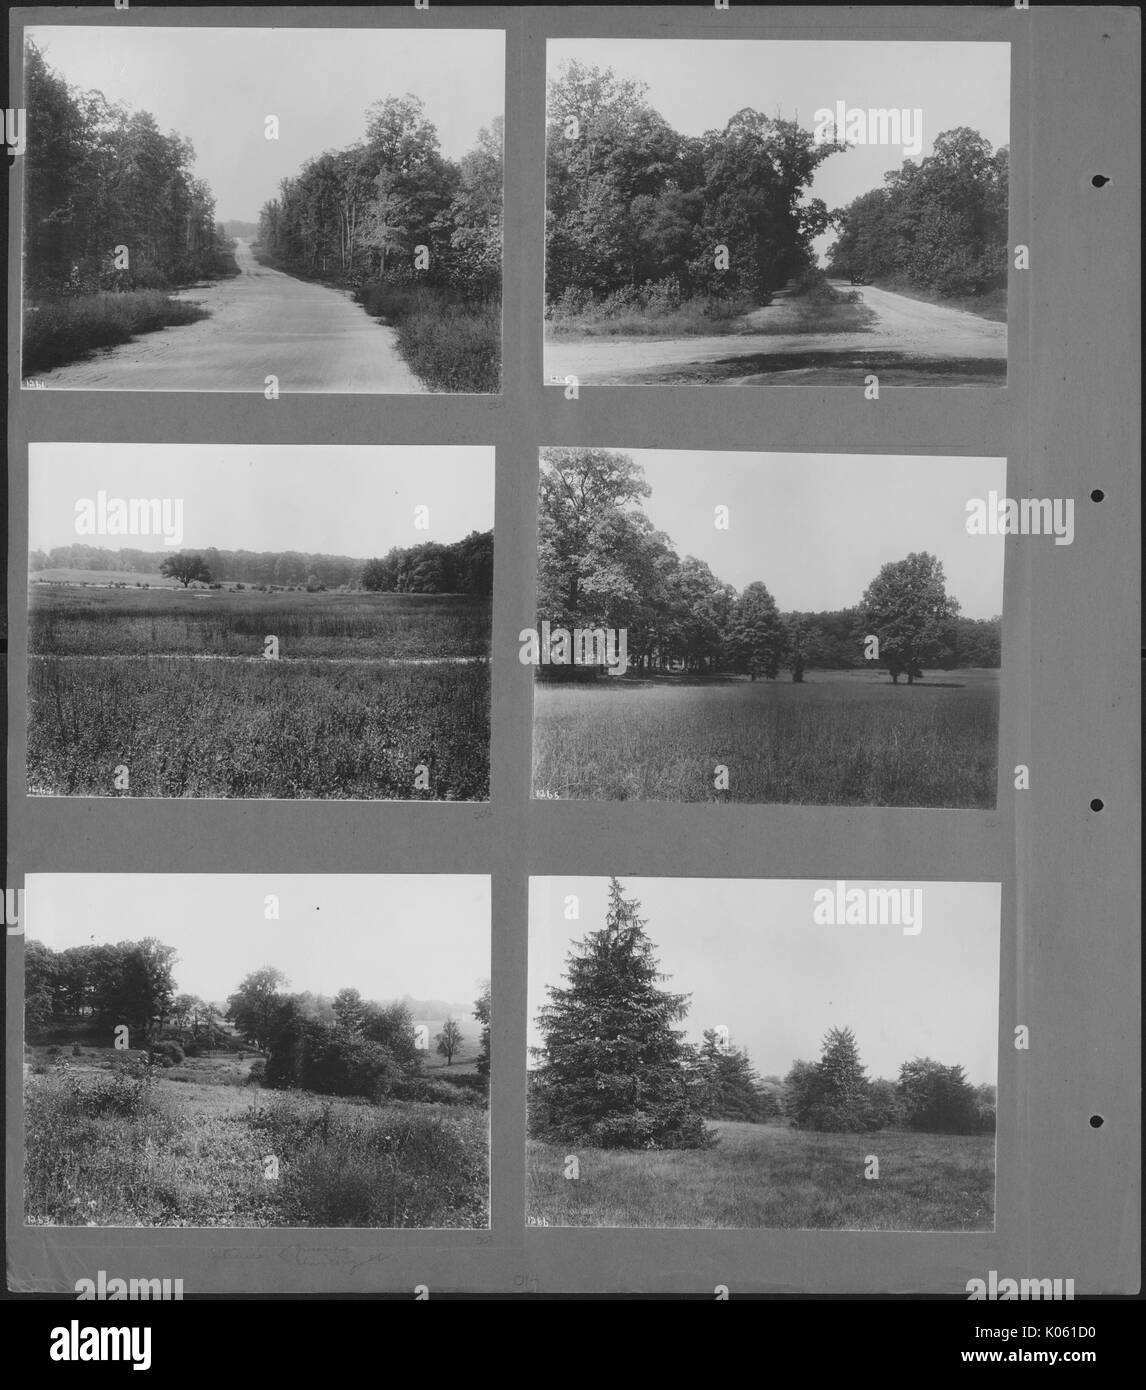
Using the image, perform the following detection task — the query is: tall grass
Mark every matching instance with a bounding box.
[30,588,491,660]
[29,656,489,799]
[356,280,500,392]
[532,671,998,808]
[23,291,210,376]
[251,1093,488,1228]
[546,278,754,338]
[528,1121,994,1230]
[27,587,491,799]
[25,1064,488,1228]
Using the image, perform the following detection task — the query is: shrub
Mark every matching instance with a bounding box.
[71,1043,82,1057]
[148,1040,184,1067]
[45,1045,62,1059]
[246,1059,266,1085]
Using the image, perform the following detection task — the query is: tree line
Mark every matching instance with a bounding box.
[25,939,491,1098]
[538,449,999,682]
[32,532,494,596]
[826,127,1008,298]
[257,96,501,300]
[546,61,838,311]
[23,41,237,299]
[529,880,995,1151]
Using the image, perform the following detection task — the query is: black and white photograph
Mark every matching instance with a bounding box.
[23,874,491,1229]
[530,447,1004,808]
[528,876,999,1230]
[19,26,503,392]
[27,443,493,799]
[544,40,1008,386]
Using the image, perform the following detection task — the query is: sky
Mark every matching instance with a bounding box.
[579,450,1006,619]
[25,874,490,1012]
[26,27,505,223]
[548,39,1010,262]
[29,444,494,557]
[528,877,1001,1086]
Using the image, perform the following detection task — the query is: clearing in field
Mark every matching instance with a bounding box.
[528,1122,994,1231]
[27,585,491,799]
[532,668,999,808]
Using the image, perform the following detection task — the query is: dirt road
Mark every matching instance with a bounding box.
[544,281,1007,386]
[29,241,426,393]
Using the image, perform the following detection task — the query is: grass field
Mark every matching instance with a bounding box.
[528,1121,995,1230]
[25,1049,488,1229]
[532,669,998,808]
[28,585,491,799]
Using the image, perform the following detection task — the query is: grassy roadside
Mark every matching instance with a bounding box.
[545,274,874,340]
[22,292,210,377]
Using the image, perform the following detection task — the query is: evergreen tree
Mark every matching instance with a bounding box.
[697,1029,777,1122]
[809,1025,872,1131]
[530,878,714,1149]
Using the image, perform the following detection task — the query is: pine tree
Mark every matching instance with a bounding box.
[806,1026,872,1132]
[530,879,714,1150]
[698,1030,776,1122]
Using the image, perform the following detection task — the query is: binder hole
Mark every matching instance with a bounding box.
[1090,489,1105,502]
[1089,1115,1104,1128]
[1091,175,1110,187]
[1090,798,1104,812]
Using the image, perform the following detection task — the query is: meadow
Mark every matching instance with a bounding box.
[532,669,999,809]
[528,1121,995,1230]
[25,1048,488,1229]
[27,583,491,799]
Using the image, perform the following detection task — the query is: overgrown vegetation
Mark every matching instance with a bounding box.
[27,586,491,799]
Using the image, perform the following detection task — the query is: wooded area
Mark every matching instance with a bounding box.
[545,61,837,313]
[826,127,1008,299]
[23,41,236,298]
[537,449,1000,678]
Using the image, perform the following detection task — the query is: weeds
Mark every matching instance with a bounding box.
[23,291,210,376]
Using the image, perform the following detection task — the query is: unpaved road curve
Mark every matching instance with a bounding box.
[544,281,1006,384]
[28,241,426,393]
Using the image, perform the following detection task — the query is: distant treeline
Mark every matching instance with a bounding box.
[257,97,501,299]
[31,532,494,596]
[827,128,1008,298]
[23,41,237,298]
[688,1026,996,1136]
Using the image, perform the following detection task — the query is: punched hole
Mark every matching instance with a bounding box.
[1091,175,1110,188]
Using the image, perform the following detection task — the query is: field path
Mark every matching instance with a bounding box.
[544,281,1006,384]
[28,241,427,394]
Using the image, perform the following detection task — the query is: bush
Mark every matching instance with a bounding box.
[71,1043,82,1057]
[246,1059,266,1085]
[45,1045,62,1059]
[148,1040,184,1067]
